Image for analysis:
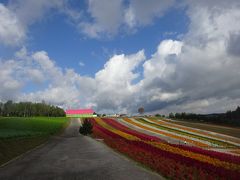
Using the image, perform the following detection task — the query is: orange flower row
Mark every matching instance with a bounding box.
[231,149,240,155]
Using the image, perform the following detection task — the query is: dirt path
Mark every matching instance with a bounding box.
[0,119,163,180]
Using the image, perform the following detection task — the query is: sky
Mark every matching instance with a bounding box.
[0,0,240,114]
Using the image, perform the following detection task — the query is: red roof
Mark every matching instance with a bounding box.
[65,109,94,115]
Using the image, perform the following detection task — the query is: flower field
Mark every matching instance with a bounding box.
[146,117,240,145]
[90,117,240,179]
[120,117,240,150]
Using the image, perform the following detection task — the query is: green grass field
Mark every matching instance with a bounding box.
[0,117,68,165]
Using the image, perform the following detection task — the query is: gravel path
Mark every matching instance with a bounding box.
[0,119,163,180]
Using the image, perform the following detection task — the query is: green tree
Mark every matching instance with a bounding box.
[169,112,174,118]
[138,107,144,115]
[79,119,93,135]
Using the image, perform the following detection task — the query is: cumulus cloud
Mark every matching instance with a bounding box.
[0,3,25,46]
[0,48,96,108]
[80,0,124,38]
[87,0,240,114]
[93,50,145,112]
[1,0,240,114]
[0,0,177,42]
[8,0,64,26]
[0,0,69,46]
[124,0,175,28]
[0,60,23,100]
[146,0,240,114]
[0,48,145,112]
[78,0,176,38]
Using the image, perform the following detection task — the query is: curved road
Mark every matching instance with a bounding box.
[0,119,163,180]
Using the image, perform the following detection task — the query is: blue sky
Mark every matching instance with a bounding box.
[0,0,240,114]
[1,2,188,77]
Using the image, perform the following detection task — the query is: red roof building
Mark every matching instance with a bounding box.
[65,109,96,118]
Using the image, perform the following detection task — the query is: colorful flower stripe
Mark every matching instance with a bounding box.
[106,118,240,164]
[102,118,164,142]
[150,117,220,138]
[126,118,240,170]
[90,118,240,179]
[147,117,240,145]
[150,141,240,171]
[91,121,191,179]
[96,118,240,171]
[158,117,240,145]
[94,117,139,141]
[137,118,235,147]
[170,143,240,164]
[122,117,209,147]
[231,149,240,155]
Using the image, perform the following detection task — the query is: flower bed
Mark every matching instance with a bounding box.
[136,118,235,147]
[147,117,240,146]
[90,117,240,179]
[122,117,209,147]
[106,118,240,163]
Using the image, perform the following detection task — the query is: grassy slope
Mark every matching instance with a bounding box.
[0,117,68,165]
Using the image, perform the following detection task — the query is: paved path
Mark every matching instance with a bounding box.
[0,119,163,180]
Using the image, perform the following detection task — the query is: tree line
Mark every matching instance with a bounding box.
[168,106,240,126]
[0,100,66,117]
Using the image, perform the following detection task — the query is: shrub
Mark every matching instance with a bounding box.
[79,119,93,135]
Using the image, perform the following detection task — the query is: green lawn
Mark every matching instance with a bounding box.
[0,117,68,165]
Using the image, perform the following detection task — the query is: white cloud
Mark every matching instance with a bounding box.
[78,0,176,38]
[0,47,146,112]
[96,50,144,88]
[124,0,175,27]
[143,40,183,82]
[0,3,25,46]
[0,49,91,108]
[0,0,67,46]
[124,7,136,28]
[1,0,240,115]
[0,59,23,101]
[26,69,45,83]
[0,0,177,42]
[93,50,145,112]
[80,0,124,38]
[32,51,55,70]
[141,1,240,114]
[79,62,85,67]
[8,0,64,26]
